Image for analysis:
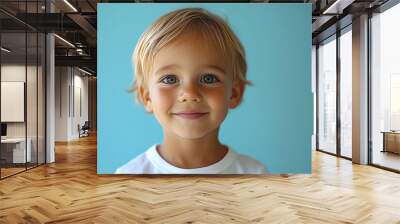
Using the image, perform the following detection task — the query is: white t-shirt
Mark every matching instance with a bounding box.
[115,144,267,174]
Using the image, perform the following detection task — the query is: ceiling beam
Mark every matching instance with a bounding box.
[67,13,97,45]
[55,55,96,72]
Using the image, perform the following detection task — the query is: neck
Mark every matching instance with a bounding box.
[158,128,228,169]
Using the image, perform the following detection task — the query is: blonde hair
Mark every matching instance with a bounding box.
[130,7,250,104]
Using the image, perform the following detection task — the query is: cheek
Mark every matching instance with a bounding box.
[150,86,176,107]
[205,87,230,108]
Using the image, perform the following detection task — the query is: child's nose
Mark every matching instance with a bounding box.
[178,81,201,103]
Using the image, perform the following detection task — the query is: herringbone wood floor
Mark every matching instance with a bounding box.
[1,133,400,223]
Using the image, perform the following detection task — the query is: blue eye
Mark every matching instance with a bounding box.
[160,75,178,84]
[200,74,219,84]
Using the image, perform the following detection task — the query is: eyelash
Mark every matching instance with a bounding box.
[159,74,220,85]
[160,75,178,85]
[200,74,220,84]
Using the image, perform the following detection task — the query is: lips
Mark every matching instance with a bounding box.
[172,111,209,119]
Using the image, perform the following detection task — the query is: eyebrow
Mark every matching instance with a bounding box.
[204,65,227,74]
[154,64,227,75]
[154,64,180,75]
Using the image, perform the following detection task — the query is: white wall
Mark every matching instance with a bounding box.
[55,66,69,141]
[55,67,89,141]
[1,66,26,131]
[71,71,89,138]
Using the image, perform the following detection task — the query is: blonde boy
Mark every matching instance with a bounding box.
[116,7,267,174]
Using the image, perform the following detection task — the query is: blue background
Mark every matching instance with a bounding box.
[98,3,312,174]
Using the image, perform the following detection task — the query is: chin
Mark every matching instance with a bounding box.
[174,128,213,140]
[175,132,209,140]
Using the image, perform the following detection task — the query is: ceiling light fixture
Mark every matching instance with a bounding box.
[78,67,93,76]
[323,0,342,14]
[76,48,85,55]
[63,0,78,12]
[1,47,11,53]
[322,0,354,15]
[54,34,75,48]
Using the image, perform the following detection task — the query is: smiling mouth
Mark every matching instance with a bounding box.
[172,112,209,119]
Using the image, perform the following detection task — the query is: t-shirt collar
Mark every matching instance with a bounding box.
[145,144,237,174]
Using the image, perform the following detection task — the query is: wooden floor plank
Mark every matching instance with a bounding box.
[0,134,399,223]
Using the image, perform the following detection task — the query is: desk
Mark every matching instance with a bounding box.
[1,138,31,163]
[381,131,400,154]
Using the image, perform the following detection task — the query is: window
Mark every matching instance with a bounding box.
[339,27,352,158]
[317,35,337,154]
[371,2,400,171]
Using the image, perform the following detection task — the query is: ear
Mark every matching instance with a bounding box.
[138,86,153,113]
[229,81,245,109]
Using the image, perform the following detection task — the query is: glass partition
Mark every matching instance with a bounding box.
[1,31,28,177]
[371,3,400,171]
[0,0,46,179]
[38,32,45,165]
[317,35,337,155]
[339,27,352,158]
[27,31,38,169]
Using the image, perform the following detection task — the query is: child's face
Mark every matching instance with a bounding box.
[140,31,244,140]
